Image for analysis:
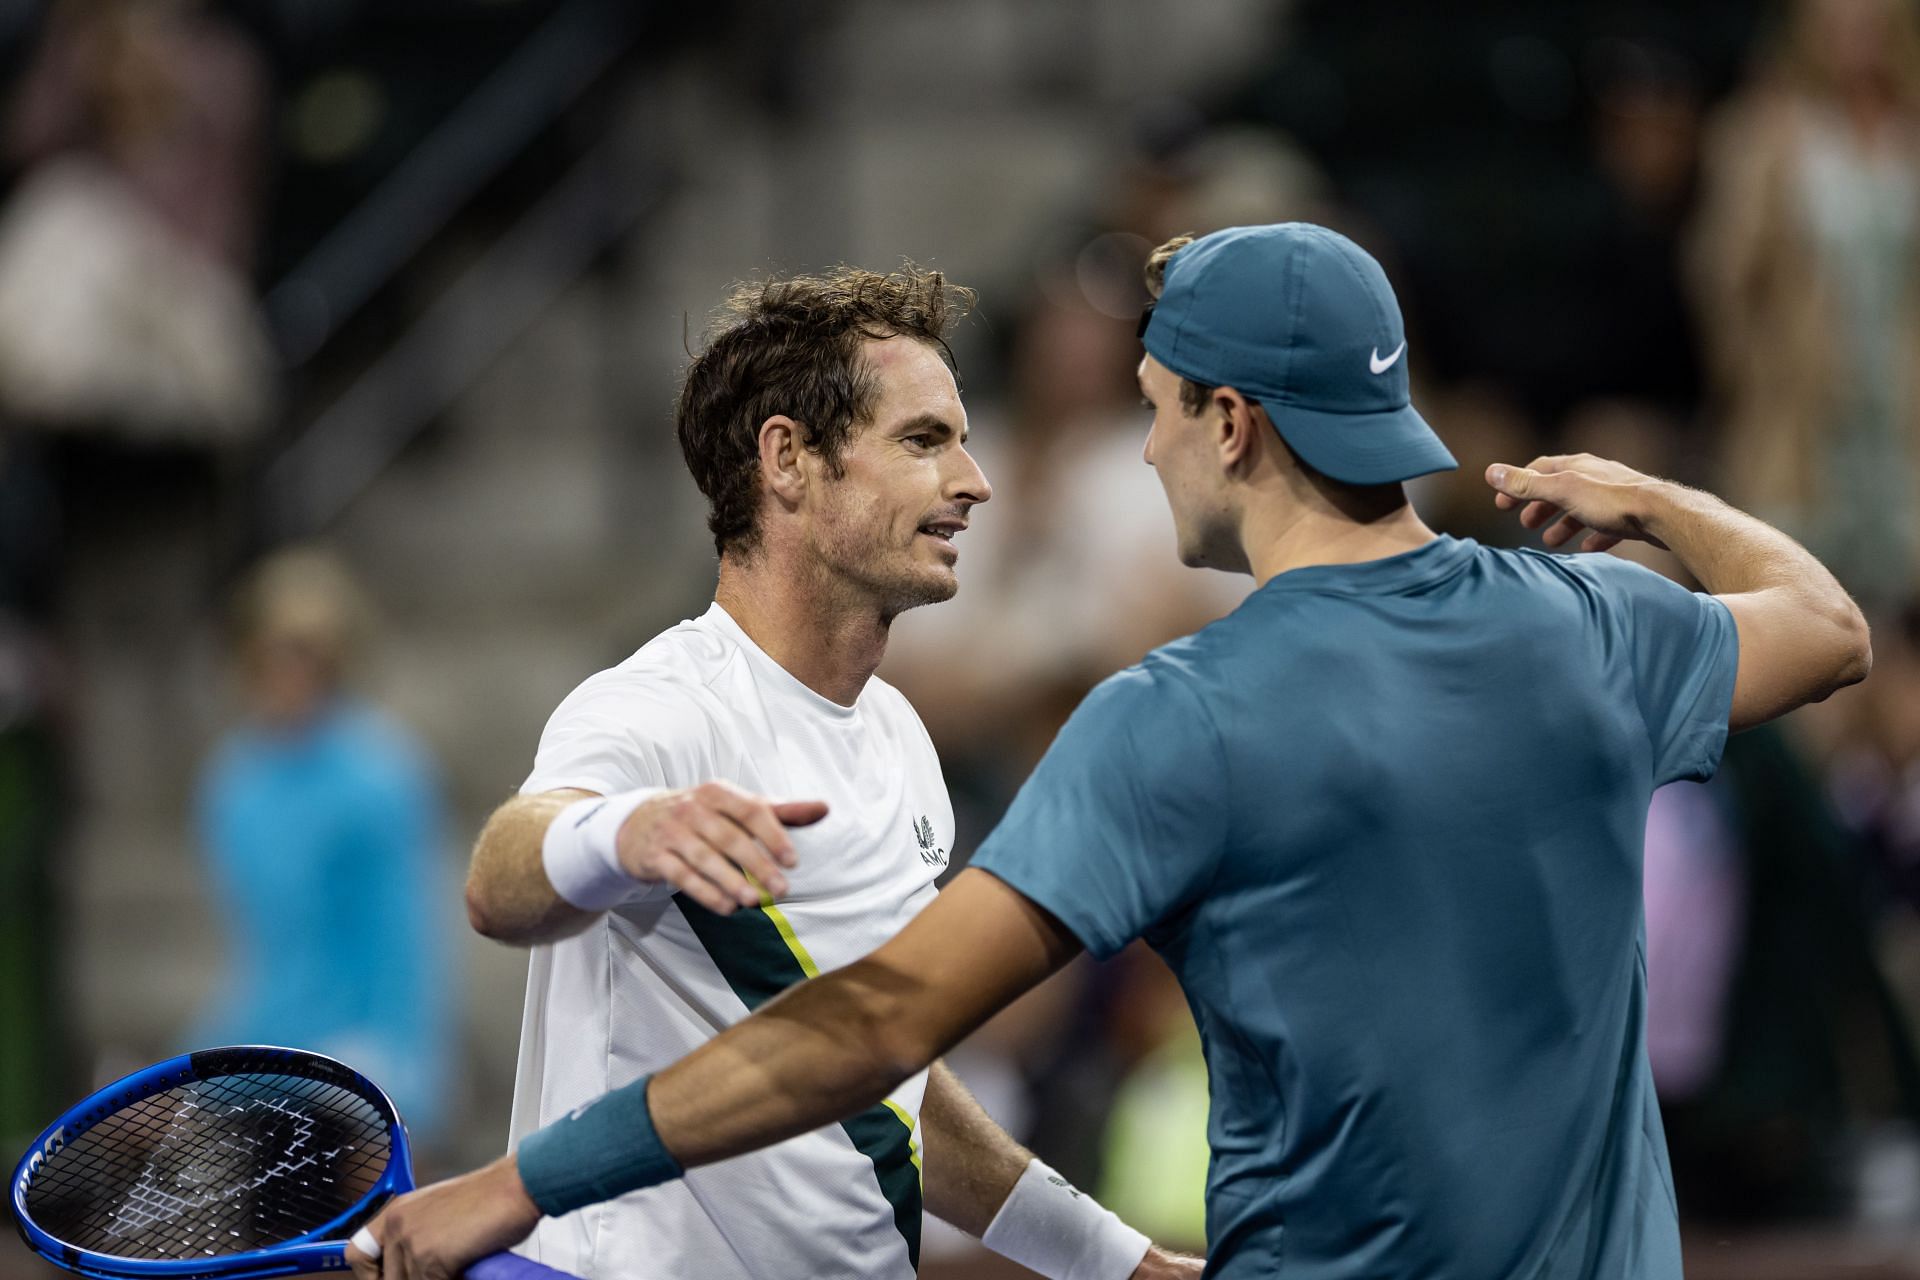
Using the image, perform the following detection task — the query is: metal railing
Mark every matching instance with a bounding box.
[264,0,640,368]
[254,0,660,539]
[259,133,666,539]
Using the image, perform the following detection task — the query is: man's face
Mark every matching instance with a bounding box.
[804,336,990,616]
[1139,353,1233,569]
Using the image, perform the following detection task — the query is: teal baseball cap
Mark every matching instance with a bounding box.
[1140,223,1457,486]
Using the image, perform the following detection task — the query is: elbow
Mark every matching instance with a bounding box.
[464,861,534,944]
[871,1021,942,1086]
[1833,598,1874,691]
[465,875,505,940]
[839,963,945,1085]
[464,817,516,942]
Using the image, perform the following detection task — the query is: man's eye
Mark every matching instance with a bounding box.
[1139,397,1155,411]
[909,434,936,447]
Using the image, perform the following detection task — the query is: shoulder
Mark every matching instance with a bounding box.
[858,672,943,760]
[546,622,736,730]
[1069,641,1220,750]
[861,672,927,729]
[1499,551,1730,670]
[1463,543,1669,600]
[1544,548,1699,604]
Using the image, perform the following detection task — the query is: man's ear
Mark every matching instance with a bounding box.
[759,415,806,508]
[1212,386,1263,476]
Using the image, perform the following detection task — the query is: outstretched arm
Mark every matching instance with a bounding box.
[348,870,1102,1278]
[650,868,1076,1165]
[1487,454,1872,731]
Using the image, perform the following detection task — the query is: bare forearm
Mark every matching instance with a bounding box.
[1643,482,1836,603]
[921,1061,1030,1236]
[651,958,935,1167]
[464,792,597,944]
[650,873,1078,1171]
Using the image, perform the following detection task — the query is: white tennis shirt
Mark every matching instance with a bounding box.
[507,603,951,1280]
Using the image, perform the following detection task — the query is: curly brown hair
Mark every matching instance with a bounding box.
[1143,234,1215,417]
[675,265,975,558]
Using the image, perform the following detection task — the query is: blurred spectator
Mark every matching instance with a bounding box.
[1689,0,1920,614]
[0,0,272,440]
[187,548,453,1140]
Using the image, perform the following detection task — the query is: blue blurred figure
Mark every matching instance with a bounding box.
[189,548,452,1140]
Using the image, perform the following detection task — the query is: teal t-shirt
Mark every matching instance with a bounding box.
[971,536,1738,1279]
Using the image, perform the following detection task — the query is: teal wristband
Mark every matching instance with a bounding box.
[515,1073,684,1216]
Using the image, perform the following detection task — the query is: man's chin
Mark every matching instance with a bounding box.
[885,567,959,615]
[913,570,960,606]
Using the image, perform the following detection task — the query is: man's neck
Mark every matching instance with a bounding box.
[713,554,890,708]
[1243,484,1437,586]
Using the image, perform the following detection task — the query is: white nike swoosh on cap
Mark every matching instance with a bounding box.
[1369,341,1406,374]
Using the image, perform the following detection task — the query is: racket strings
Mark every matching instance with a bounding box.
[23,1071,391,1261]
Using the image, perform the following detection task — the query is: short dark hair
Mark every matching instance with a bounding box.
[1143,235,1214,417]
[675,265,975,558]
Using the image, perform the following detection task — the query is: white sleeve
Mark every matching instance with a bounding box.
[521,669,720,797]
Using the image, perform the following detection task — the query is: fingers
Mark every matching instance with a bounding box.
[773,799,830,827]
[1487,462,1591,542]
[628,783,829,915]
[1486,463,1556,503]
[701,783,805,869]
[651,839,755,914]
[1580,531,1624,553]
[684,807,783,907]
[1518,499,1561,530]
[1541,512,1588,548]
[621,784,833,913]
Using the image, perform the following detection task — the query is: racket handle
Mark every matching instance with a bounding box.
[465,1251,578,1280]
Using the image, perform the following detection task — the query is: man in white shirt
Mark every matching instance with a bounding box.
[450,267,1196,1280]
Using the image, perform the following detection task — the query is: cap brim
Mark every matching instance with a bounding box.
[1268,401,1457,486]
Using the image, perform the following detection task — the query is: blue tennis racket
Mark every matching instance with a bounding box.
[10,1046,564,1280]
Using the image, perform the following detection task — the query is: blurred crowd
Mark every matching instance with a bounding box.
[5,0,1920,1272]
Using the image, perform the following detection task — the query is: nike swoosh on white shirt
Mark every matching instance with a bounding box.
[1369,341,1406,374]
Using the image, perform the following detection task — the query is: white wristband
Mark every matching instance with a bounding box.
[982,1158,1151,1280]
[541,789,666,911]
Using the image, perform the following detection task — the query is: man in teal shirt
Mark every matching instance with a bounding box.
[355,225,1872,1279]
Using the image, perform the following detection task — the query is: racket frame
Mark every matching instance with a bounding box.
[11,1046,414,1280]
